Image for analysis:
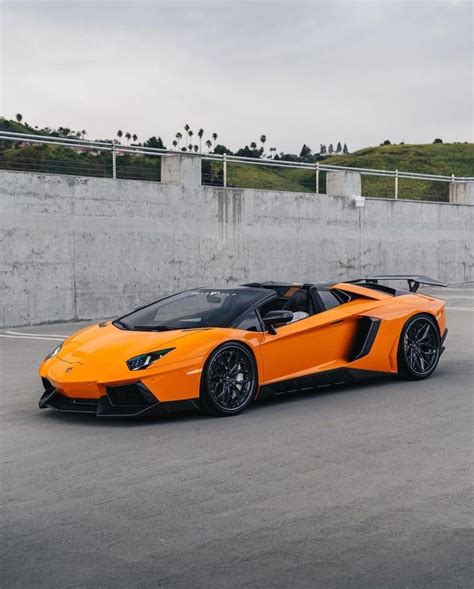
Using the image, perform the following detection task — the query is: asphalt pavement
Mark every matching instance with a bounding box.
[1,287,473,588]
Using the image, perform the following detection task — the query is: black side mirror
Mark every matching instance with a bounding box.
[262,310,294,334]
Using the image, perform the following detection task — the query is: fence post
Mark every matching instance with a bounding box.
[326,171,362,199]
[112,143,117,179]
[223,153,227,188]
[449,179,474,204]
[394,169,399,199]
[161,153,201,187]
[316,162,320,194]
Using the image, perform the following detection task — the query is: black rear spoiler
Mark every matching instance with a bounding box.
[347,275,447,293]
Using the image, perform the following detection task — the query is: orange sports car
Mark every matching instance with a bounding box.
[39,275,447,418]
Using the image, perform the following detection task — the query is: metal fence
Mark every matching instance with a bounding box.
[0,131,472,200]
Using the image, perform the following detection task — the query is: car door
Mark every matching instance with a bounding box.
[258,296,349,385]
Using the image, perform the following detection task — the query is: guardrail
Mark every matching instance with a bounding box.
[0,131,472,199]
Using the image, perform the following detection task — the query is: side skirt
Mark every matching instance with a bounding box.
[257,367,392,400]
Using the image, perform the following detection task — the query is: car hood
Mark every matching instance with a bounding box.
[56,322,218,367]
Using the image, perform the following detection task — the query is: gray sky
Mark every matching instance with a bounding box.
[1,0,472,152]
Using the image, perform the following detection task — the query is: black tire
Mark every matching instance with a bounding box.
[397,313,441,380]
[200,342,258,417]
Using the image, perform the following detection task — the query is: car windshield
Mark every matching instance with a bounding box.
[117,288,265,331]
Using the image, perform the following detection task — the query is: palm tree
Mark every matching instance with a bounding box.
[81,130,87,140]
[260,134,267,155]
[117,130,123,142]
[189,130,194,145]
[250,141,257,150]
[125,132,131,145]
[205,139,212,152]
[176,132,182,148]
[188,143,193,151]
[194,145,199,152]
[212,132,218,146]
[198,128,204,152]
[132,134,138,143]
[15,113,23,123]
[172,140,178,149]
[184,124,190,147]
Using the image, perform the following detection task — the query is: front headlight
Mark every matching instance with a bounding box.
[44,343,63,361]
[126,348,175,371]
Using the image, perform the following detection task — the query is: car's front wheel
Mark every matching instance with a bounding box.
[398,314,441,380]
[200,342,258,416]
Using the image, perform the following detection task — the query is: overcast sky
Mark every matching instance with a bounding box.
[0,0,472,152]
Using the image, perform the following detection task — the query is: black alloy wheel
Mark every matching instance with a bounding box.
[398,314,441,379]
[200,342,258,416]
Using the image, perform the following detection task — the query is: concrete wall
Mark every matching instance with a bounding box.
[1,169,473,327]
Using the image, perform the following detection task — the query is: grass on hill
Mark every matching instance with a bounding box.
[1,116,472,201]
[204,143,473,201]
[0,144,161,181]
[222,162,314,193]
[0,117,45,136]
[279,143,474,201]
[0,117,161,180]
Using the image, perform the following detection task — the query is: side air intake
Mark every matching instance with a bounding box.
[349,317,381,362]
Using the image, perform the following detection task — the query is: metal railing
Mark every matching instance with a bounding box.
[0,131,472,199]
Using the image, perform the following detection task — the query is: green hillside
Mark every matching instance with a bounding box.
[226,162,313,192]
[0,117,45,135]
[1,115,472,201]
[0,117,161,180]
[228,143,474,201]
[328,142,474,176]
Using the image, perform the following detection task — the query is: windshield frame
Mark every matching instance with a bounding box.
[113,287,274,331]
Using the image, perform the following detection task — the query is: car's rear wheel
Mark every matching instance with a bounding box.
[200,342,258,416]
[398,314,441,380]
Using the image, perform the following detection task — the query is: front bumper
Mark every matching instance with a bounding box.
[38,379,199,417]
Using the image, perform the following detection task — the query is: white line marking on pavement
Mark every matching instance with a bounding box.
[0,334,65,341]
[5,330,68,338]
[446,307,474,312]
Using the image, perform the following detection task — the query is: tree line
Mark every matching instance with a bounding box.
[9,114,452,162]
[9,114,350,163]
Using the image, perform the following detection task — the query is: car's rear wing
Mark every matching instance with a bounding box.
[347,275,447,293]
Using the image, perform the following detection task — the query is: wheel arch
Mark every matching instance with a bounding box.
[421,311,441,334]
[396,311,442,379]
[391,311,441,372]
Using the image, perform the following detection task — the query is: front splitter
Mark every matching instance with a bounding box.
[38,389,199,417]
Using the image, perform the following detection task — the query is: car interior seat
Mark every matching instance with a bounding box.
[283,289,312,321]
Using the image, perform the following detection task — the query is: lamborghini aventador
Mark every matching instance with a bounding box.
[39,275,447,417]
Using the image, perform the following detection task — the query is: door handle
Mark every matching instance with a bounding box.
[329,319,344,325]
